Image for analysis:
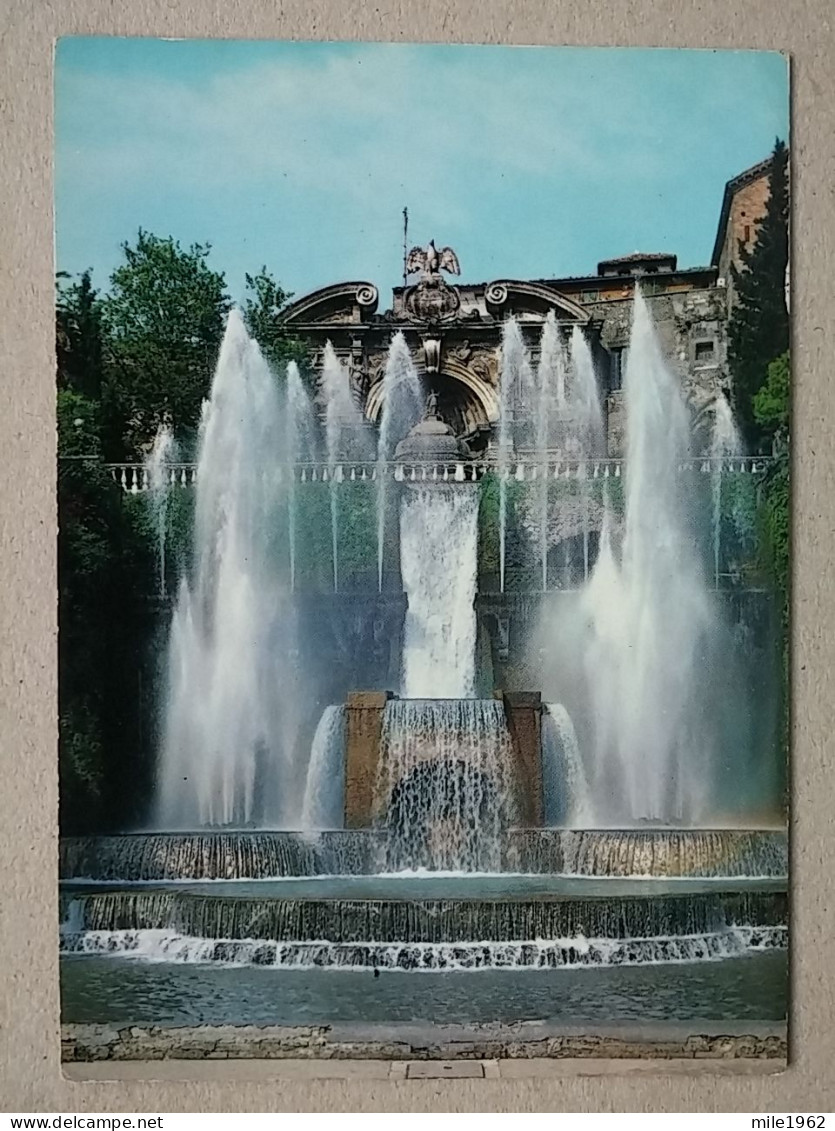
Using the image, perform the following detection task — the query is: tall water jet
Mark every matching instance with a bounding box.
[156,309,301,830]
[375,333,423,591]
[580,288,715,825]
[709,392,744,588]
[535,313,566,589]
[300,706,346,831]
[400,485,479,698]
[568,326,604,580]
[498,318,534,592]
[537,311,567,424]
[711,391,743,459]
[319,342,369,590]
[144,424,177,597]
[568,325,605,459]
[285,361,316,591]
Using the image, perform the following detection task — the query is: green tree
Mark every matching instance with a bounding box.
[242,266,310,378]
[58,387,161,832]
[58,389,112,830]
[753,350,789,448]
[754,351,790,611]
[727,139,789,451]
[56,269,104,400]
[101,230,231,457]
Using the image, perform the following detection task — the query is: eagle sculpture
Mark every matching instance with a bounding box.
[406,239,461,280]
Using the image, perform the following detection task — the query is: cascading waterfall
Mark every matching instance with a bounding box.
[156,310,303,830]
[580,288,716,825]
[542,703,591,827]
[376,699,519,871]
[300,706,346,831]
[400,484,479,698]
[144,424,177,597]
[60,828,788,882]
[60,925,785,970]
[507,829,788,878]
[498,318,534,593]
[285,361,316,591]
[61,830,383,881]
[60,882,785,970]
[375,333,424,591]
[61,888,785,946]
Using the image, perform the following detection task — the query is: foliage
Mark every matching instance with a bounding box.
[101,230,231,457]
[727,139,789,452]
[56,232,314,834]
[477,474,531,588]
[331,483,379,589]
[725,141,790,774]
[753,351,790,445]
[57,270,104,400]
[750,352,790,627]
[242,267,310,380]
[58,388,155,832]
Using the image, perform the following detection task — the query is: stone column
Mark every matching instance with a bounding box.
[497,690,543,826]
[344,691,390,828]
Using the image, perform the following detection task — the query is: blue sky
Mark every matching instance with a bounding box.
[55,39,789,302]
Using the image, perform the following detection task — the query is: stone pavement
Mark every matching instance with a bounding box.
[62,1020,787,1072]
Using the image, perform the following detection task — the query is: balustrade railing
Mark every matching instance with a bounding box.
[98,456,772,493]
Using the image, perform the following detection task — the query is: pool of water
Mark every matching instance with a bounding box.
[61,949,787,1026]
[61,873,787,901]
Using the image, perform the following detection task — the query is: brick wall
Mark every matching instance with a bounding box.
[718,173,771,306]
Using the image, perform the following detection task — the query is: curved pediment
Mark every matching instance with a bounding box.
[280,282,379,326]
[484,280,590,323]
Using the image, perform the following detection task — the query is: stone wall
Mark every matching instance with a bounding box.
[61,1022,787,1063]
[585,287,729,456]
[498,690,542,824]
[343,690,544,828]
[344,691,390,828]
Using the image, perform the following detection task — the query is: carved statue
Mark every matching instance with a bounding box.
[406,239,461,281]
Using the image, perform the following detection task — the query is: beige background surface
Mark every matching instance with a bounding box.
[1,0,832,1112]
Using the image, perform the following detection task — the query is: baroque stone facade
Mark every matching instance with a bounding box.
[274,154,782,457]
[278,253,732,459]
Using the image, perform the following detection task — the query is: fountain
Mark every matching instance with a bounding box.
[497,318,534,592]
[535,313,566,590]
[155,310,304,830]
[285,361,316,591]
[572,288,720,825]
[320,342,368,591]
[568,324,605,458]
[61,293,786,1033]
[709,390,745,588]
[300,705,346,831]
[375,332,424,591]
[144,423,177,597]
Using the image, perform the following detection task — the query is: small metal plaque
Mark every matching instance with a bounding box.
[405,1061,486,1079]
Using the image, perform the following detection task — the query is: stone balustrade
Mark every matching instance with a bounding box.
[100,456,772,493]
